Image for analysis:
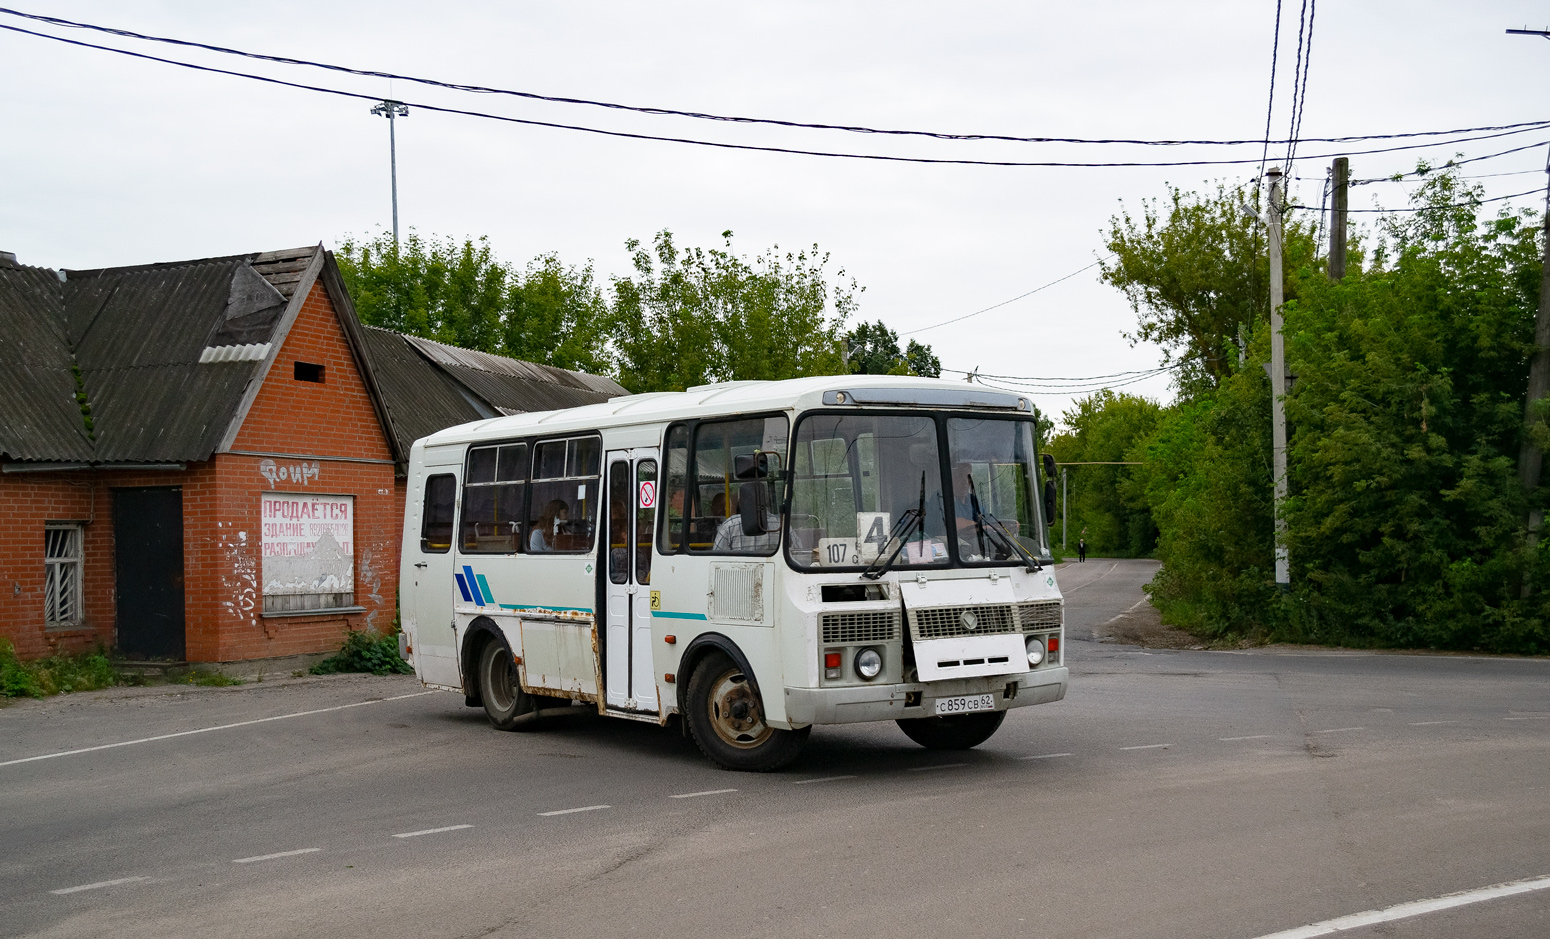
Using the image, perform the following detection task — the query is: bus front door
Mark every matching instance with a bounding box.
[605,450,660,713]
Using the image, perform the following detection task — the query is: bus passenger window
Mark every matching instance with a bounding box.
[691,415,787,556]
[658,424,689,555]
[420,474,456,553]
[608,461,630,584]
[460,444,526,554]
[636,459,657,584]
[528,435,601,553]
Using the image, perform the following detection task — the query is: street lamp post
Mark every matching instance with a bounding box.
[371,100,410,247]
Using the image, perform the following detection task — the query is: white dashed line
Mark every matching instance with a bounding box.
[1018,752,1073,760]
[393,824,473,838]
[1505,716,1548,721]
[1410,721,1461,726]
[1120,743,1171,751]
[538,805,611,817]
[670,788,738,799]
[51,876,149,895]
[232,848,321,864]
[1245,872,1550,939]
[908,762,967,772]
[1312,727,1364,734]
[1220,735,1274,741]
[792,775,857,784]
[0,691,437,769]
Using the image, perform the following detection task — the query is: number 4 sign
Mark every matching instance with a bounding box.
[639,479,656,509]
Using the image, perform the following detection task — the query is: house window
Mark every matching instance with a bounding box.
[294,361,325,383]
[44,524,83,627]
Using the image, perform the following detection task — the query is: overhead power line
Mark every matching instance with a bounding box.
[902,260,1106,335]
[1287,185,1548,213]
[2,6,1549,151]
[1258,0,1285,188]
[5,19,1546,172]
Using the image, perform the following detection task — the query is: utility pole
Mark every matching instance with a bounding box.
[1267,166,1290,589]
[371,100,410,247]
[1328,157,1348,280]
[1061,467,1068,552]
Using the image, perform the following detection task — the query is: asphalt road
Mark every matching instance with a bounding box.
[3,558,1548,939]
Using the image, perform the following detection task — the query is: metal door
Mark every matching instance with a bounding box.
[410,470,462,688]
[113,487,185,660]
[604,449,659,712]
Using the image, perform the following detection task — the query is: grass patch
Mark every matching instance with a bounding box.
[2,639,125,698]
[311,630,412,677]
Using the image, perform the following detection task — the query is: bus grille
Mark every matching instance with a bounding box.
[1017,600,1064,631]
[821,610,900,644]
[908,604,1019,640]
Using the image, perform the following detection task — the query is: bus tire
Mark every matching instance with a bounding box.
[477,638,539,732]
[895,710,1006,750]
[685,651,808,772]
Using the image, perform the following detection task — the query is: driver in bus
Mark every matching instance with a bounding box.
[952,463,987,561]
[712,482,780,553]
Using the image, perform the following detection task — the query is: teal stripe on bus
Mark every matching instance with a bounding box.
[496,604,595,614]
[650,611,709,620]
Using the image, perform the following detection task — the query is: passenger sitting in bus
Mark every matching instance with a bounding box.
[530,499,569,552]
[712,483,780,553]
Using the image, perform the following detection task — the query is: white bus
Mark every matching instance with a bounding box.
[399,375,1068,771]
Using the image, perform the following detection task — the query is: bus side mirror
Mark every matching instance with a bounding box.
[739,481,769,536]
[1041,454,1058,524]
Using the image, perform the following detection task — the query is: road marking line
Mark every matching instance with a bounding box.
[1312,727,1365,734]
[1061,561,1121,594]
[908,762,967,772]
[51,876,149,895]
[669,788,737,799]
[0,691,437,769]
[1410,721,1461,726]
[232,848,321,864]
[538,805,610,817]
[1018,752,1073,760]
[1220,735,1274,741]
[1120,743,1171,751]
[1245,872,1550,939]
[393,824,473,838]
[1505,716,1548,721]
[791,775,856,784]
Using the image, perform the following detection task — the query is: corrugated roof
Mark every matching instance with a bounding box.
[0,245,627,466]
[0,259,93,461]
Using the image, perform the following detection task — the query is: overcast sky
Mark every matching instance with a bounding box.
[3,1,1549,425]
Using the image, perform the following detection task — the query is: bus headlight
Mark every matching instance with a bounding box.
[854,648,883,680]
[1025,636,1046,667]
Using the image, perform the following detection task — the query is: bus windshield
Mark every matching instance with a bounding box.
[787,413,1047,570]
[788,414,950,570]
[945,417,1047,564]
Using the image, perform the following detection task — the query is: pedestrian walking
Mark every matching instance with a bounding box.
[1077,537,1087,562]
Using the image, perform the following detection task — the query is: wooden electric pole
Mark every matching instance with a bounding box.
[1328,157,1348,280]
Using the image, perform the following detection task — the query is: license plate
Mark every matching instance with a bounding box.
[934,693,996,716]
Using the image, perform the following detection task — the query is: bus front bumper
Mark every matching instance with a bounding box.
[781,666,1067,727]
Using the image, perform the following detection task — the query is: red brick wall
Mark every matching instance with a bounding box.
[1,279,405,664]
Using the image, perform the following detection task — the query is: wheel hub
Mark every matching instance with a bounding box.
[708,667,772,749]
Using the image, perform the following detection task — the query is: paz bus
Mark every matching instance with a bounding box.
[398,375,1068,771]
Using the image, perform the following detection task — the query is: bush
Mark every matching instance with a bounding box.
[1,640,121,698]
[311,630,413,676]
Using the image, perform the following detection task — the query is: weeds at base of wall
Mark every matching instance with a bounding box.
[311,629,412,677]
[0,640,142,698]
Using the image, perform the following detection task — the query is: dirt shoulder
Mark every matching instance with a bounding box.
[1090,598,1207,650]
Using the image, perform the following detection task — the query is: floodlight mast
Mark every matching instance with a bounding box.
[371,100,410,247]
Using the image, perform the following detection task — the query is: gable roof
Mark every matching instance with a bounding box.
[0,247,627,469]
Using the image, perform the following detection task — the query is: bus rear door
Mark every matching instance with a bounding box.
[604,449,659,713]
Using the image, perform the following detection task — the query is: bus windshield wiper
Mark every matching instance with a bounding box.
[862,472,927,581]
[975,509,1042,573]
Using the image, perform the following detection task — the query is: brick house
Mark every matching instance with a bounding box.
[0,246,624,665]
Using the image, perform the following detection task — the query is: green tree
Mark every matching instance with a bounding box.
[1045,390,1163,557]
[335,232,508,353]
[609,230,854,393]
[845,320,940,376]
[1101,182,1318,391]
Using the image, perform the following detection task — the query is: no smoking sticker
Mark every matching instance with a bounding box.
[639,480,656,509]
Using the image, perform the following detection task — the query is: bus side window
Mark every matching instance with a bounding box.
[460,444,526,554]
[421,474,456,553]
[528,435,601,553]
[658,424,689,555]
[690,415,786,556]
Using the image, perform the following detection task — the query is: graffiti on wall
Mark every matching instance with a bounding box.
[258,458,320,490]
[217,522,259,627]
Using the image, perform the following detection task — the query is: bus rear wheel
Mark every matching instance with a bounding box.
[477,638,539,732]
[685,651,808,772]
[896,710,1006,750]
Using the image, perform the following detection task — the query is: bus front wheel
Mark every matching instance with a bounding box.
[477,639,538,732]
[896,710,1006,750]
[685,651,808,772]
